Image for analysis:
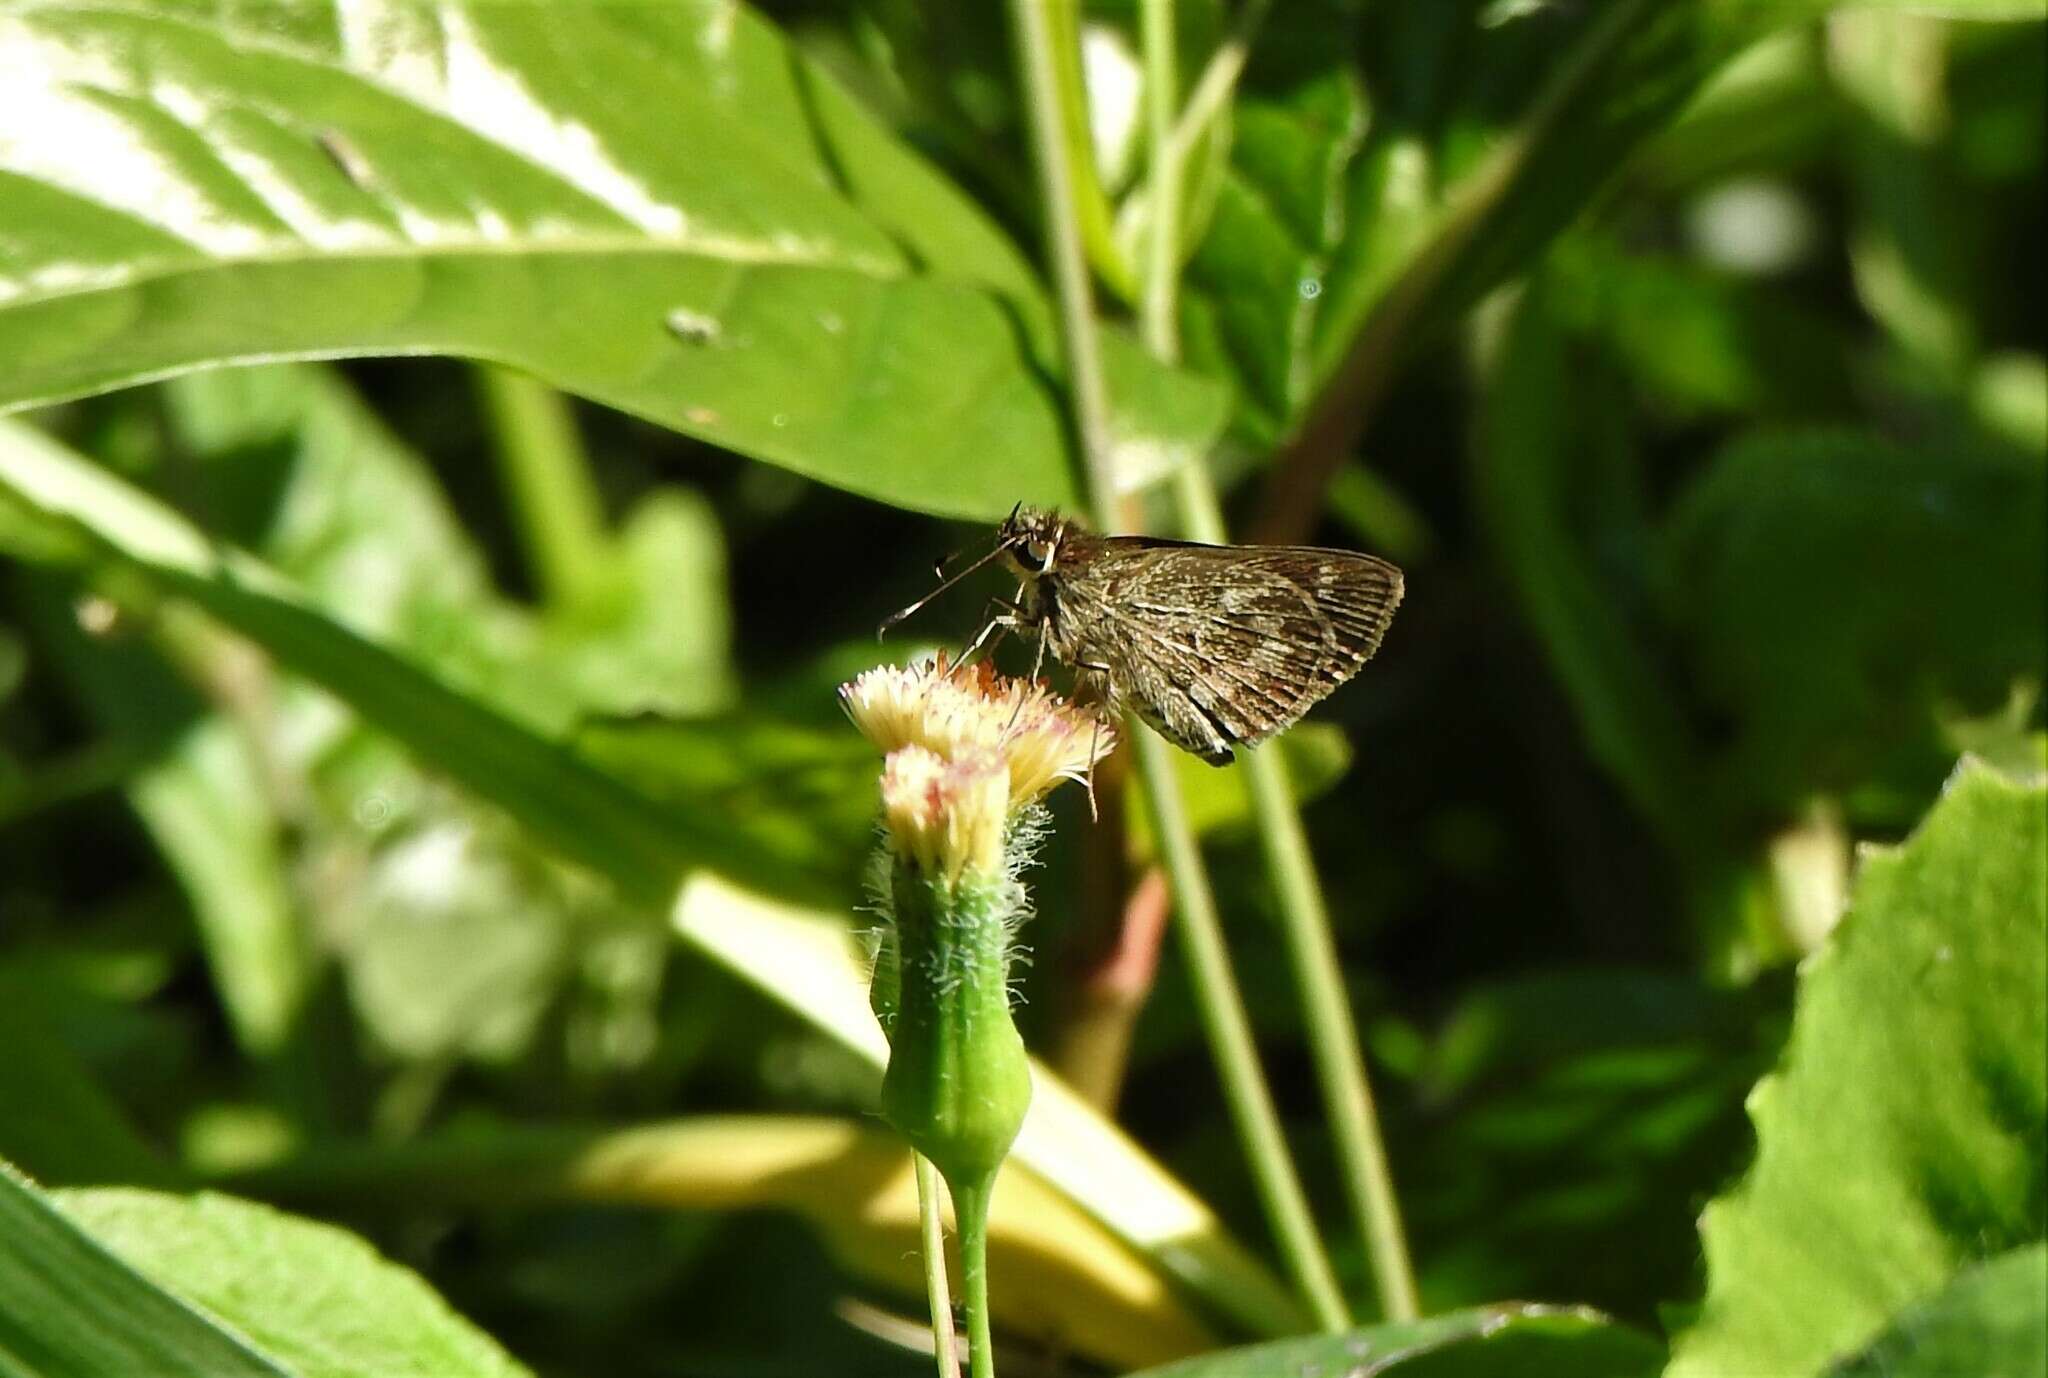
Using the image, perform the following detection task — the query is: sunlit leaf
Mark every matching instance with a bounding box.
[0,1161,528,1378]
[1667,759,2048,1378]
[0,0,1224,518]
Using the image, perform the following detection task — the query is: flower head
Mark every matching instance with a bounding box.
[840,653,1115,805]
[879,745,1009,880]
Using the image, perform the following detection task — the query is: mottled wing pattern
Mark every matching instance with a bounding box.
[1050,537,1403,764]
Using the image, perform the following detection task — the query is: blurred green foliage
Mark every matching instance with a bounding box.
[0,0,2042,1374]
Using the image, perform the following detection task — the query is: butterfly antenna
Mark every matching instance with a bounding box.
[877,538,1017,640]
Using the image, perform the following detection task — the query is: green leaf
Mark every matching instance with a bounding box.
[0,0,1224,518]
[1828,1244,2048,1378]
[1181,63,1373,444]
[0,1161,286,1378]
[1660,430,2047,815]
[1125,1303,1662,1378]
[1667,759,2048,1378]
[1202,0,1798,509]
[0,417,1308,1342]
[52,1177,528,1378]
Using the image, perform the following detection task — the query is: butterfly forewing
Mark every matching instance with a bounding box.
[1045,536,1404,763]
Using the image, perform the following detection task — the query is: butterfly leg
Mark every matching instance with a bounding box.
[1001,619,1056,737]
[958,608,1021,665]
[1070,660,1116,821]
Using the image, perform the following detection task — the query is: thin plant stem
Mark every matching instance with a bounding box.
[1007,0,1117,515]
[1139,0,1421,1323]
[1043,0,1137,300]
[1139,0,1181,364]
[953,1178,998,1378]
[1165,0,1273,174]
[1241,758,1420,1319]
[1132,731,1352,1330]
[1020,0,1352,1329]
[915,1154,964,1378]
[1175,471,1424,1323]
[472,366,609,610]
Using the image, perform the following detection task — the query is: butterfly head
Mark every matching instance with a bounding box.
[997,504,1073,576]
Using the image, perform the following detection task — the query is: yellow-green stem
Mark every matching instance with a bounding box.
[1008,0,1117,512]
[1173,461,1423,1323]
[1019,0,1351,1327]
[1136,1,1420,1322]
[1241,758,1420,1319]
[472,367,608,610]
[953,1177,998,1378]
[914,1154,963,1378]
[1139,0,1181,363]
[1132,731,1352,1329]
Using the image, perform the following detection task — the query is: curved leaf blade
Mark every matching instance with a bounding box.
[53,1181,531,1378]
[0,1161,287,1378]
[1667,759,2048,1377]
[0,0,1223,517]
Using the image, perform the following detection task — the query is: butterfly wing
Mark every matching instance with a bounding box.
[1049,538,1403,764]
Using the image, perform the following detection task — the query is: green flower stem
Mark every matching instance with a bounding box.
[1176,471,1423,1324]
[952,1178,999,1378]
[882,866,1030,1378]
[1023,0,1350,1328]
[1135,2,1420,1321]
[472,366,608,610]
[914,1154,963,1378]
[1241,758,1420,1320]
[1132,730,1352,1330]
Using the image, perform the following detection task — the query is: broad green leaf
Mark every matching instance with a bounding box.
[1827,1244,2048,1378]
[0,0,1224,518]
[0,1161,285,1378]
[1660,430,2046,816]
[1181,63,1373,444]
[1126,1303,1663,1377]
[1667,759,2048,1378]
[0,417,1307,1342]
[50,1181,530,1378]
